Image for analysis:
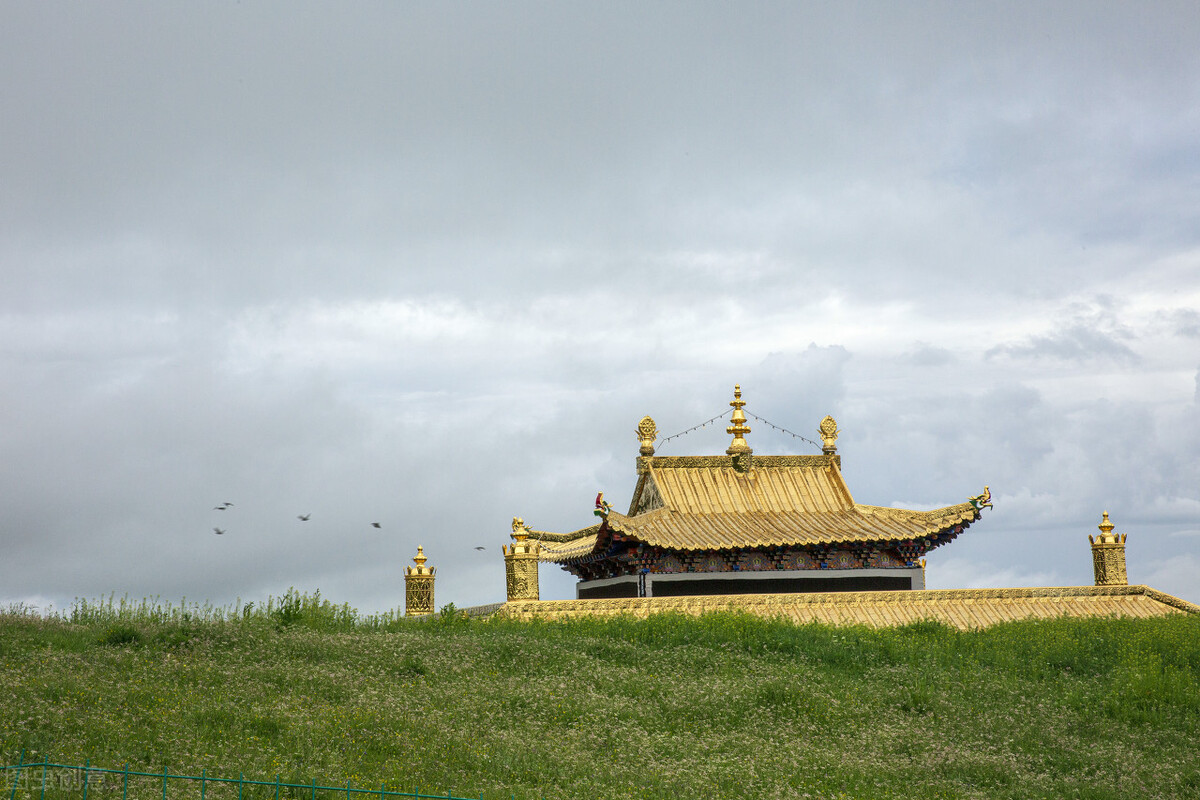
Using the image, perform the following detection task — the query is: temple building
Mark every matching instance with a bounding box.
[495,509,1198,627]
[513,386,992,600]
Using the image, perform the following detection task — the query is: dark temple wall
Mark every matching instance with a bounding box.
[651,574,914,596]
[576,571,918,599]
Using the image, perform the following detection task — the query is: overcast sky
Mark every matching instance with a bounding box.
[3,2,1198,615]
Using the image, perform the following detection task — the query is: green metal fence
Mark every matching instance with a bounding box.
[1,754,496,800]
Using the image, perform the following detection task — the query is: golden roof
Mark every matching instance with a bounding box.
[493,585,1200,629]
[536,453,983,563]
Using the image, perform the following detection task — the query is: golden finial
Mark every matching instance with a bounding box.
[1090,511,1124,545]
[511,516,530,542]
[818,415,840,454]
[726,384,752,455]
[637,416,657,456]
[405,545,434,575]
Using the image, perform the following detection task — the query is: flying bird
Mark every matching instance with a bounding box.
[213,527,226,535]
[297,514,311,521]
[474,546,487,551]
[371,522,381,529]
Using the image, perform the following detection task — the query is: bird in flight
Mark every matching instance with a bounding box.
[371,522,381,529]
[474,546,487,551]
[213,527,226,535]
[297,514,311,521]
[214,502,233,510]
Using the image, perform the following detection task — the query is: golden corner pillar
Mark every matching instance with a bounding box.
[511,385,992,600]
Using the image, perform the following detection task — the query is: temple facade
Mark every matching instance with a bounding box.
[515,386,992,600]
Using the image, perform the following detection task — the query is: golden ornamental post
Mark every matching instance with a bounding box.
[725,385,752,456]
[404,545,436,615]
[1089,511,1128,586]
[504,517,541,601]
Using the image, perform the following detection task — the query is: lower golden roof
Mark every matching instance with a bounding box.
[535,502,981,564]
[608,501,980,550]
[492,585,1199,630]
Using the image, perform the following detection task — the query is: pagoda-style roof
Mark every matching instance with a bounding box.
[522,386,990,569]
[536,452,983,564]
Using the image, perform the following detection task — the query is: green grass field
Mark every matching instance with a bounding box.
[2,593,1199,800]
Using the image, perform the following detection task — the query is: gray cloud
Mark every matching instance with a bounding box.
[1165,309,1200,339]
[903,343,955,368]
[985,298,1142,363]
[984,323,1140,364]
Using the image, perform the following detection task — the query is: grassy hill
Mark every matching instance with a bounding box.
[2,593,1199,800]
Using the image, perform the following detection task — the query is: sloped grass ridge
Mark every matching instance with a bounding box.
[2,595,1198,800]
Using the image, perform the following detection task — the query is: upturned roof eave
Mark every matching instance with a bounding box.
[601,502,983,551]
[536,501,984,563]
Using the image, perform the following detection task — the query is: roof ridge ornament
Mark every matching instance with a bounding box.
[968,486,993,511]
[818,415,840,455]
[726,384,752,456]
[637,416,657,456]
[594,492,613,518]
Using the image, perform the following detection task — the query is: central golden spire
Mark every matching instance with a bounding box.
[726,384,752,455]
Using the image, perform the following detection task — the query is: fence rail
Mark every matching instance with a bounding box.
[1,754,493,800]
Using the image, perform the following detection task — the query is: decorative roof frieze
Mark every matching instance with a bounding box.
[494,585,1200,628]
